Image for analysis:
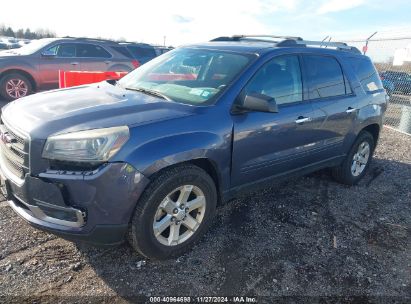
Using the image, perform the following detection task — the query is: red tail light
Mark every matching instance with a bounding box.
[131,60,140,68]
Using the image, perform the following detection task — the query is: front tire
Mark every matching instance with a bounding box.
[128,165,217,260]
[0,73,32,101]
[332,131,375,185]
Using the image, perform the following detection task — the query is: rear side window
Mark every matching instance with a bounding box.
[127,46,156,61]
[303,55,347,99]
[349,57,383,93]
[111,46,133,59]
[76,43,111,58]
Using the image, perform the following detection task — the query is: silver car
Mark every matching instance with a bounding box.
[0,37,139,101]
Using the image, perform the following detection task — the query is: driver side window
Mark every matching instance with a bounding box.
[245,55,303,105]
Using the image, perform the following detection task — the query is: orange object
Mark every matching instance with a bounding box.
[59,71,128,88]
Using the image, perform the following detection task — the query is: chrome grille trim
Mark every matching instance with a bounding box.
[0,123,30,179]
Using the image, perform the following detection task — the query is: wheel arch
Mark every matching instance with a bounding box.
[361,123,380,147]
[145,158,223,205]
[0,69,37,91]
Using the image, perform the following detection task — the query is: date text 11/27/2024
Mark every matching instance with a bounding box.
[149,296,257,303]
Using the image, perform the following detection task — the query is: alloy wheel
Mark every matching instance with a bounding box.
[153,185,206,246]
[5,78,28,99]
[351,141,370,177]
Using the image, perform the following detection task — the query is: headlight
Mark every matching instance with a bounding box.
[42,126,129,163]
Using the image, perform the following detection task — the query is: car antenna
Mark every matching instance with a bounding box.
[320,36,329,47]
[324,36,332,48]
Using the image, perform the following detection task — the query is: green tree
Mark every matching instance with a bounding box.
[16,29,25,38]
[24,28,33,39]
[5,27,14,37]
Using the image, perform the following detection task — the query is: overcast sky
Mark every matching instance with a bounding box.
[1,0,410,46]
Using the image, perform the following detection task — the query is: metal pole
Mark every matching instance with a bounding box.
[363,31,377,55]
[399,105,411,134]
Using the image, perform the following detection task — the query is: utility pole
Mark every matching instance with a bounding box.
[163,36,166,47]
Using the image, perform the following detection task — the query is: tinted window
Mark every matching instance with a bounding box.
[56,44,76,57]
[76,44,111,58]
[127,46,156,61]
[304,55,346,99]
[245,55,303,105]
[111,46,133,58]
[350,57,383,92]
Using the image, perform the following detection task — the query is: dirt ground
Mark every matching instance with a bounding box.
[0,127,410,304]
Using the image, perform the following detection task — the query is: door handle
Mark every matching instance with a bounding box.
[295,116,312,124]
[104,60,111,64]
[346,107,357,113]
[70,62,79,66]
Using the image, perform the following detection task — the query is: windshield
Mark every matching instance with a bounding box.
[6,38,57,55]
[118,48,253,105]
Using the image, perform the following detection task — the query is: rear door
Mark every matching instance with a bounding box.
[231,54,318,187]
[74,43,112,71]
[301,54,358,160]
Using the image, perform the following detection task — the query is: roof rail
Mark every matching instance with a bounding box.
[232,34,303,40]
[288,39,361,54]
[61,36,118,43]
[211,35,303,42]
[210,35,361,54]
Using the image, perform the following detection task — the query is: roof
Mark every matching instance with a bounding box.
[184,41,276,55]
[185,35,362,56]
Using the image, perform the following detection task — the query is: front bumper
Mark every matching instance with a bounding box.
[1,162,150,246]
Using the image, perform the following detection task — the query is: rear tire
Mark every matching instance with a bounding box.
[332,131,375,185]
[0,73,33,101]
[128,164,217,260]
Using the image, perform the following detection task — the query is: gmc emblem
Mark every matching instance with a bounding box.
[0,130,16,146]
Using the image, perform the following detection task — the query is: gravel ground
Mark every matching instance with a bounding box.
[0,126,410,304]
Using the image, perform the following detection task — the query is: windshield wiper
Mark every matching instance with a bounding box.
[125,87,172,101]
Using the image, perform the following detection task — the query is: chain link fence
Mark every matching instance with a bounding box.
[340,32,411,134]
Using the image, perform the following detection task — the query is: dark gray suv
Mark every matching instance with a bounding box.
[0,35,388,259]
[0,37,138,101]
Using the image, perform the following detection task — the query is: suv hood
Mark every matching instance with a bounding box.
[2,81,194,139]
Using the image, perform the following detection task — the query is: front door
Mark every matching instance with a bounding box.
[231,55,318,187]
[38,43,80,90]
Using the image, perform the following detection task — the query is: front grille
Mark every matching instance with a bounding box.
[0,124,29,179]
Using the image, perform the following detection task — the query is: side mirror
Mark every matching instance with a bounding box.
[236,93,278,113]
[41,50,57,57]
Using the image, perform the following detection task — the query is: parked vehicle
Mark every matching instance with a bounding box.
[17,39,31,47]
[380,73,395,96]
[0,37,139,101]
[154,46,174,56]
[0,43,8,50]
[118,42,158,65]
[0,37,21,49]
[380,71,411,94]
[0,35,387,259]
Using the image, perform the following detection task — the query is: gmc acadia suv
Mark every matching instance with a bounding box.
[0,37,139,101]
[0,35,388,259]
